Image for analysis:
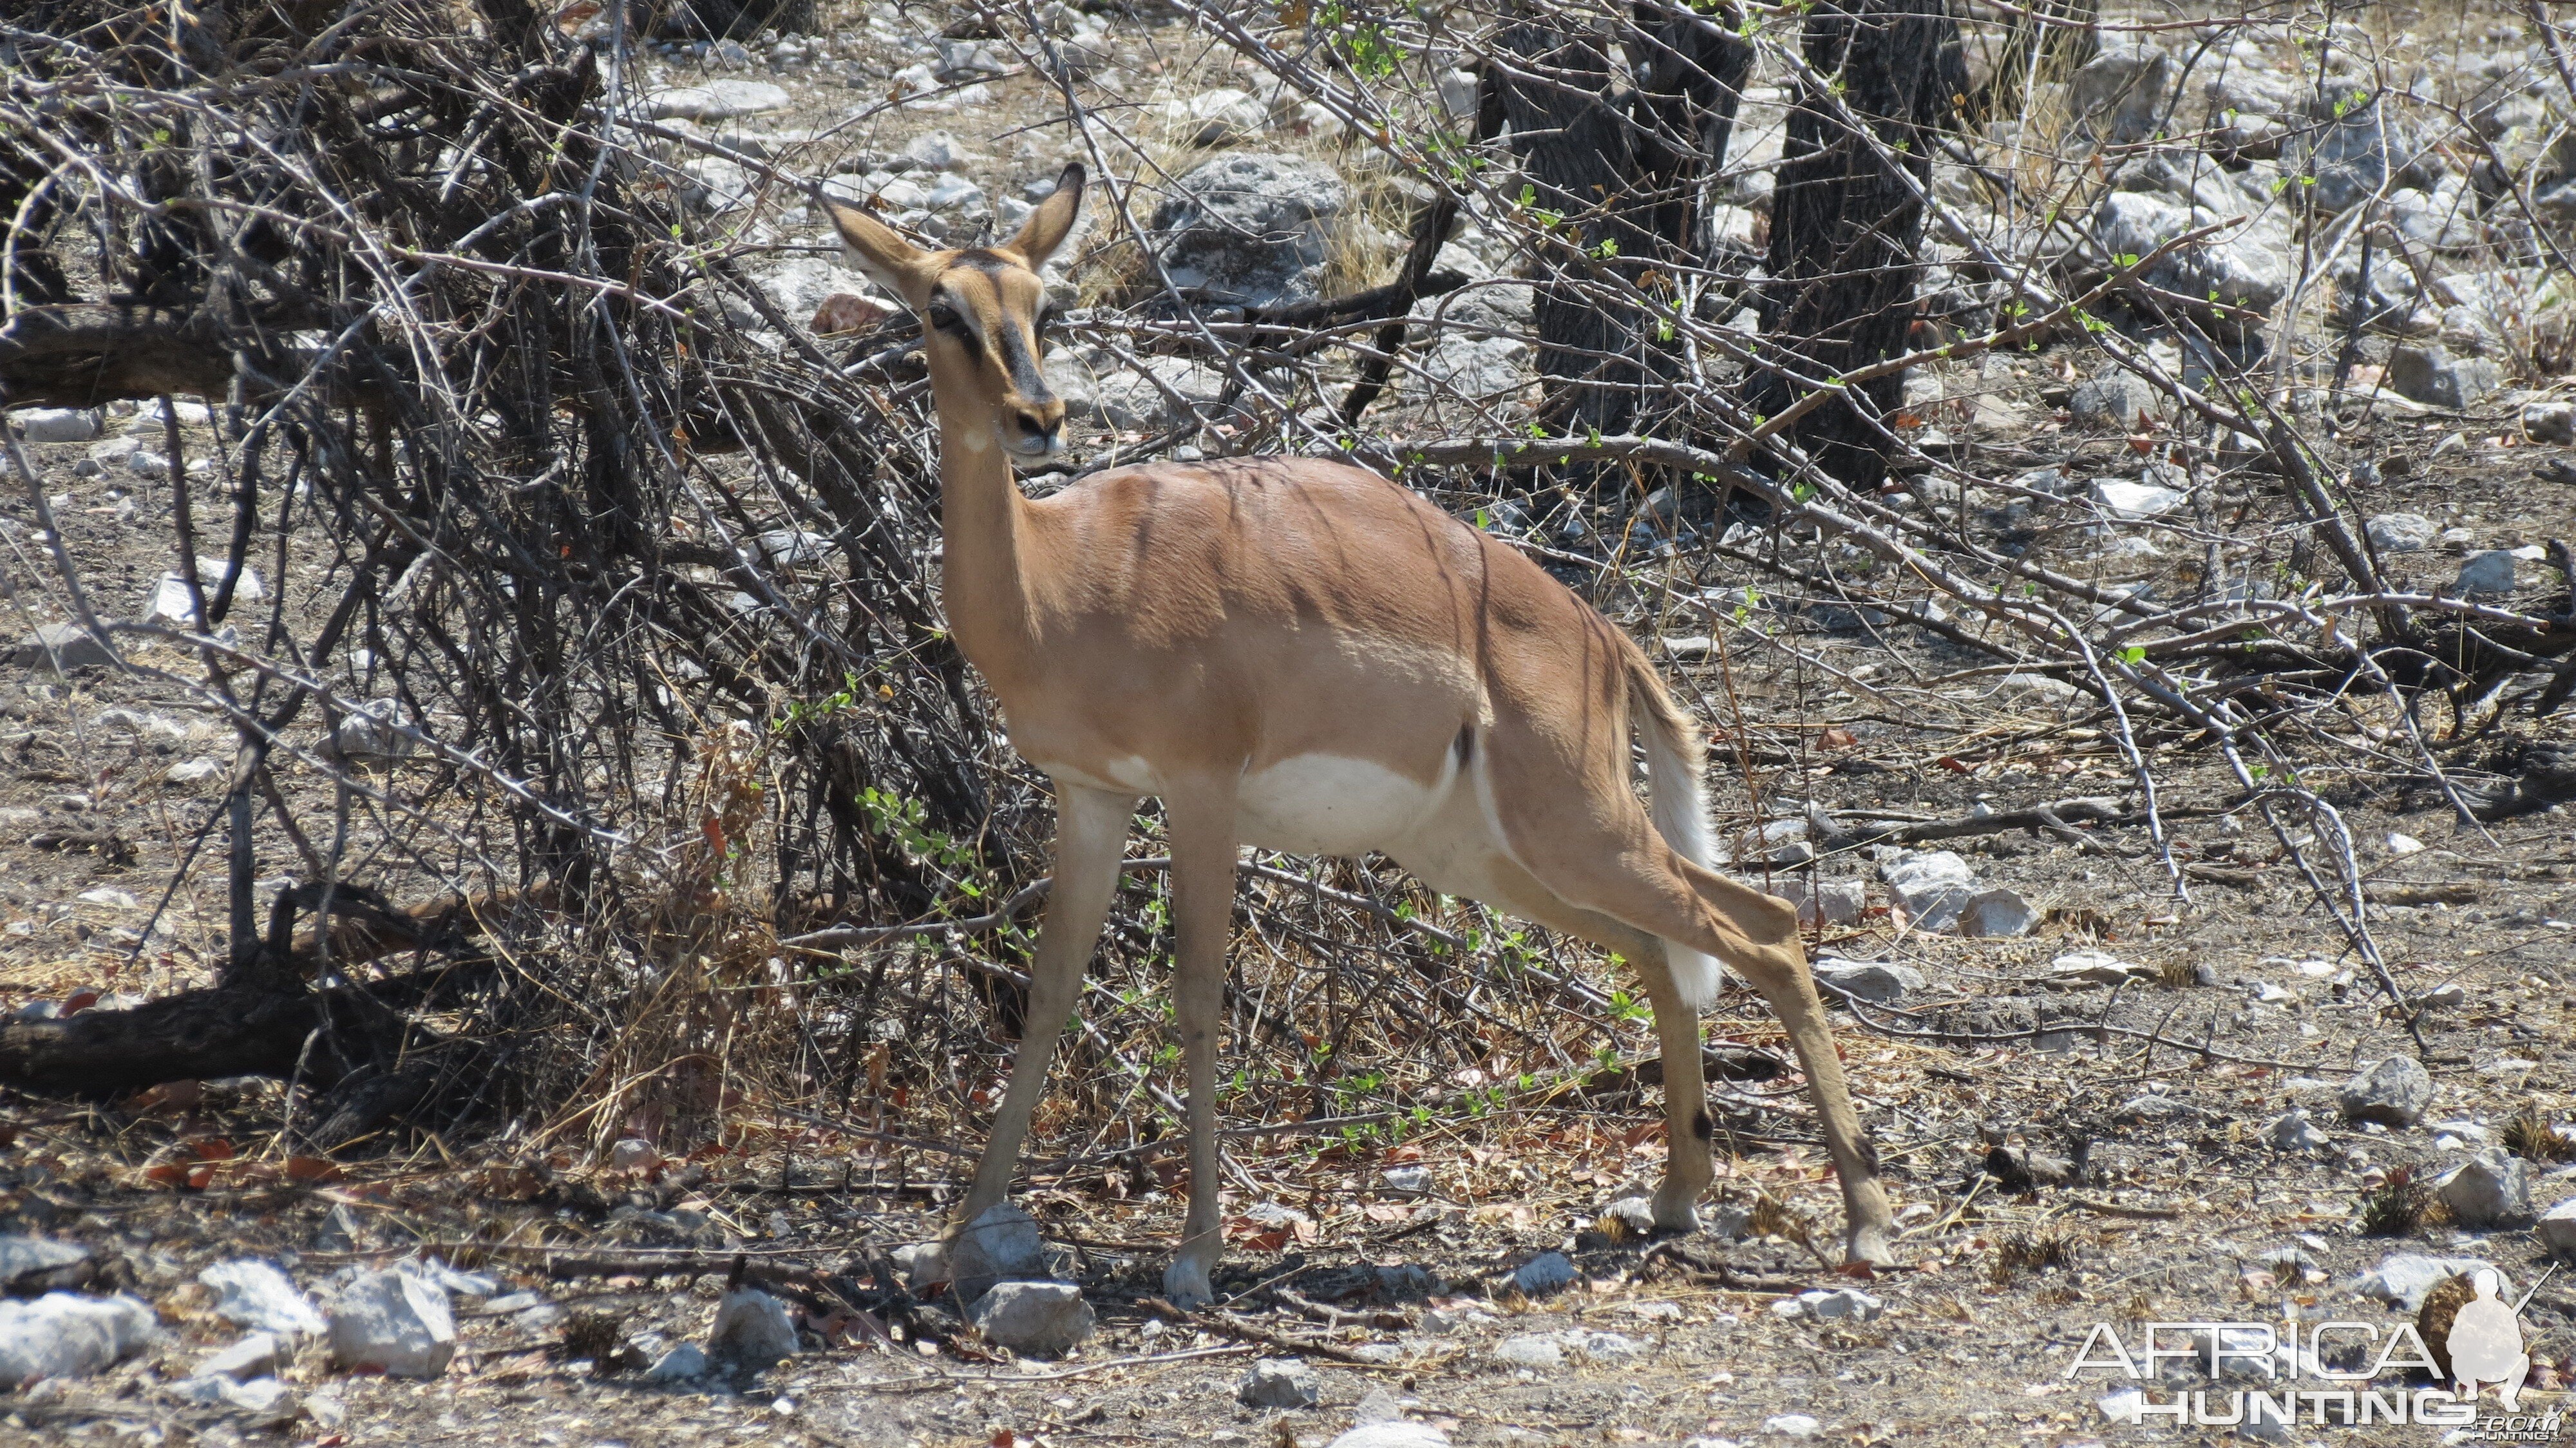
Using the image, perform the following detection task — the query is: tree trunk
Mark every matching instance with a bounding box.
[1743,0,1960,491]
[1490,8,1750,491]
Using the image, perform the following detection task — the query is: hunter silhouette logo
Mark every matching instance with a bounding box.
[2448,1268,2534,1412]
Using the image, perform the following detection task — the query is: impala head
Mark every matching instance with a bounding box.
[824,163,1084,466]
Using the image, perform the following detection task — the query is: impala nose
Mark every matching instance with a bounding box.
[1009,403,1064,459]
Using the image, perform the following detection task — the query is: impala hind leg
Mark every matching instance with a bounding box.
[1672,862,1897,1266]
[959,785,1137,1226]
[1493,806,1896,1264]
[1160,783,1240,1308]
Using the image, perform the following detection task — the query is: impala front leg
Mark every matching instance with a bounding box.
[960,785,1136,1223]
[1160,784,1239,1309]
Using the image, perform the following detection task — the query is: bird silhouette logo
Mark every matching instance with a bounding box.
[2447,1266,2552,1412]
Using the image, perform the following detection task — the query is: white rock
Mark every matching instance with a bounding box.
[2090,477,2185,520]
[165,757,225,786]
[1147,153,1346,308]
[200,1259,327,1337]
[1238,1357,1321,1408]
[891,1241,949,1293]
[2438,1149,2534,1228]
[2524,401,2576,444]
[2388,344,2502,410]
[142,562,262,626]
[949,1202,1048,1301]
[2366,512,2437,552]
[1782,878,1865,927]
[970,1279,1094,1357]
[0,1293,158,1383]
[2538,1197,2576,1257]
[2049,949,2151,986]
[1958,888,2038,938]
[1492,1332,1564,1369]
[2387,832,2426,855]
[1761,1415,1823,1438]
[1792,1288,1884,1321]
[608,1137,660,1170]
[646,1342,709,1381]
[327,1268,455,1378]
[2266,1109,2327,1152]
[708,1288,800,1365]
[1156,88,1269,146]
[1812,958,1922,1004]
[2456,551,2516,596]
[2339,1055,2434,1126]
[2354,1253,2502,1311]
[11,408,101,444]
[1324,1425,1449,1448]
[1381,1164,1432,1197]
[198,1332,281,1381]
[170,1372,296,1418]
[1877,850,1977,931]
[319,699,417,766]
[643,80,792,121]
[0,1236,90,1286]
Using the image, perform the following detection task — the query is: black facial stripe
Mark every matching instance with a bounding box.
[996,320,1052,404]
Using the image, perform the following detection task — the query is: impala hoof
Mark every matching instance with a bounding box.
[1160,1258,1215,1311]
[1845,1221,1899,1270]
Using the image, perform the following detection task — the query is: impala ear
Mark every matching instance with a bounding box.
[1004,163,1084,268]
[823,198,926,302]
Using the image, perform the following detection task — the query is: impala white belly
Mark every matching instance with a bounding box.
[1239,754,1450,857]
[1037,750,1469,860]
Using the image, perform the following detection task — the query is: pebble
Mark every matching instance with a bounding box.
[1812,958,1920,1004]
[2365,511,2437,552]
[1761,1415,1823,1438]
[949,1202,1048,1301]
[197,1331,281,1381]
[1958,887,2038,938]
[1238,1357,1321,1408]
[647,1342,709,1382]
[708,1287,800,1366]
[971,1279,1095,1357]
[1877,850,1977,931]
[2456,550,2516,596]
[2538,1197,2576,1256]
[2524,401,2576,444]
[642,79,793,121]
[1493,1333,1564,1369]
[10,408,101,444]
[200,1259,328,1337]
[0,1235,91,1289]
[2049,949,2152,986]
[1510,1251,1577,1297]
[327,1268,455,1378]
[2438,1149,2534,1228]
[1381,1164,1432,1197]
[2266,1109,2327,1152]
[2354,1253,2502,1311]
[0,1293,160,1382]
[2339,1055,2435,1127]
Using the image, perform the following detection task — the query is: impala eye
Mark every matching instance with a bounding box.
[926,302,964,332]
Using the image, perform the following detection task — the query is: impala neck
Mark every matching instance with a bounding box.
[927,354,1034,679]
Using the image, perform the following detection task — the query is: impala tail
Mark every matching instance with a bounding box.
[1627,653,1724,1010]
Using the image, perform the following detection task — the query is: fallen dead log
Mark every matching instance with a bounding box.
[0,984,404,1096]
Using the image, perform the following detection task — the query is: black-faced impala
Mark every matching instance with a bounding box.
[824,166,1894,1306]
